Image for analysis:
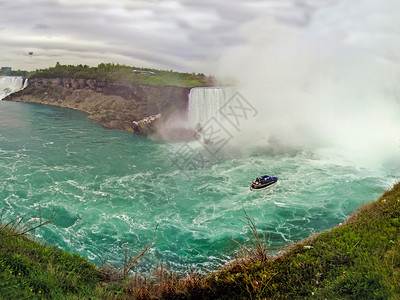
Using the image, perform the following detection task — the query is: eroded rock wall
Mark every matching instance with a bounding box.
[6,78,191,135]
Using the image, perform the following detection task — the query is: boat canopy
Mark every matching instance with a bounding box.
[256,175,274,183]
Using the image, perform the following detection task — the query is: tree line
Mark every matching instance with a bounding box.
[28,63,213,87]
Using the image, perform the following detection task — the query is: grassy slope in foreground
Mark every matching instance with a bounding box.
[187,182,400,300]
[1,182,399,299]
[0,227,106,299]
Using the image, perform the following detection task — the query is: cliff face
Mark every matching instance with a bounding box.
[6,77,191,135]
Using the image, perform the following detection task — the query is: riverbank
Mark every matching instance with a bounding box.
[4,83,188,136]
[3,63,212,136]
[1,182,399,299]
[5,78,192,136]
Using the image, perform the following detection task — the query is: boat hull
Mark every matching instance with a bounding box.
[250,178,278,191]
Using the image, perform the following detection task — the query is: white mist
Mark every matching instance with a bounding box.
[211,0,400,170]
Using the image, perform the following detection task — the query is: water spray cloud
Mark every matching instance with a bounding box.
[214,0,400,169]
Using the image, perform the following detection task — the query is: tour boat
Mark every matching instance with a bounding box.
[250,175,278,191]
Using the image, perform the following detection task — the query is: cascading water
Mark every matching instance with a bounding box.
[23,78,29,89]
[0,76,28,100]
[187,87,236,126]
[0,101,397,274]
[0,0,399,275]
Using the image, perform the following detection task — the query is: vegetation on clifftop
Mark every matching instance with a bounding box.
[0,69,29,77]
[29,63,213,87]
[1,182,399,299]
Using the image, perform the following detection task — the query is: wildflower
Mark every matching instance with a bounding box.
[39,291,42,294]
[9,271,12,274]
[255,281,259,285]
[18,273,21,276]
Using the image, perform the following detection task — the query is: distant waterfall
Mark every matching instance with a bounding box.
[187,87,235,126]
[23,78,29,89]
[0,76,28,100]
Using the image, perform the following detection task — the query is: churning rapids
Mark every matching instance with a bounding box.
[0,101,397,273]
[1,0,400,273]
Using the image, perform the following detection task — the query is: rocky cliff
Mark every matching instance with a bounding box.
[5,77,191,135]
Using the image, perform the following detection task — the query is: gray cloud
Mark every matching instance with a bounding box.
[0,0,326,72]
[33,23,49,30]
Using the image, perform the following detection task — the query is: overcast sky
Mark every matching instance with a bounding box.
[0,0,328,73]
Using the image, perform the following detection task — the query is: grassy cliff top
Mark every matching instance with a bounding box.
[28,63,213,87]
[1,182,399,299]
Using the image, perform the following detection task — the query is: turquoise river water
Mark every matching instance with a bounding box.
[0,101,397,273]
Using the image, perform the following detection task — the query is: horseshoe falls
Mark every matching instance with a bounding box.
[2,0,400,275]
[0,76,28,100]
[0,100,397,273]
[187,87,236,126]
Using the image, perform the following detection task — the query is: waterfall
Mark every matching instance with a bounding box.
[23,78,29,89]
[0,76,28,100]
[187,87,235,126]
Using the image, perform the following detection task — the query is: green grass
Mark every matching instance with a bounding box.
[0,226,111,299]
[178,181,400,299]
[28,63,213,87]
[1,182,399,299]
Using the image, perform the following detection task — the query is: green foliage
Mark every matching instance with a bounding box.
[1,183,399,299]
[168,182,400,300]
[317,271,389,300]
[0,69,28,76]
[0,225,108,299]
[29,63,211,87]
